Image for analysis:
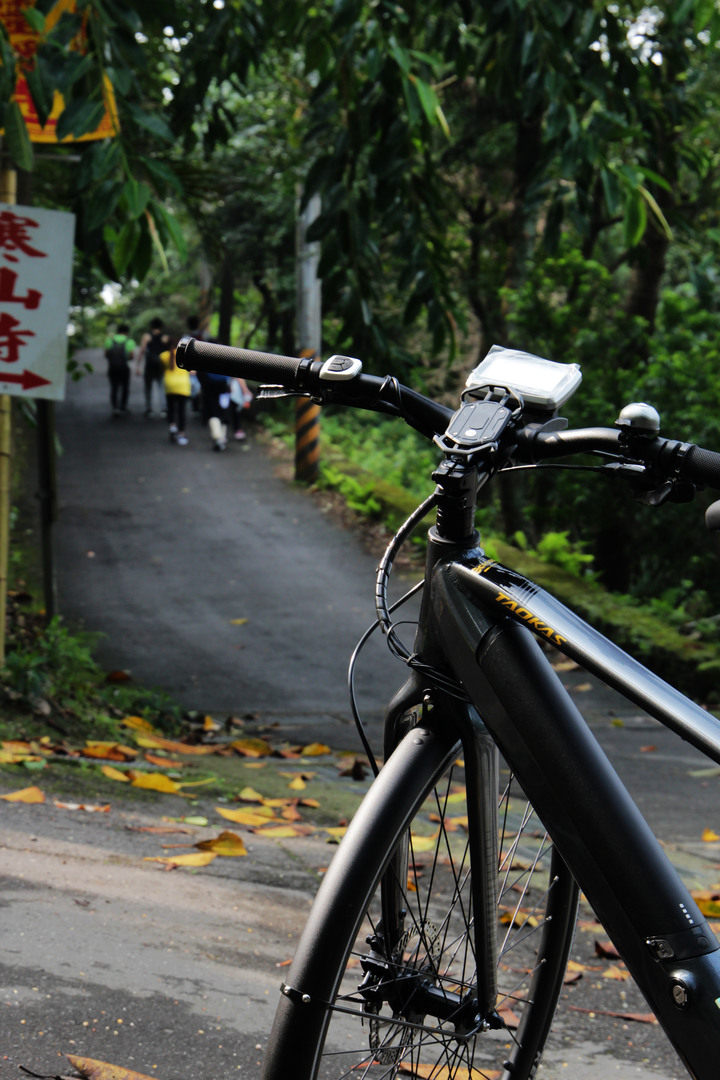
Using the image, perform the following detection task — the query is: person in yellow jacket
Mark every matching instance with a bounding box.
[161,341,192,446]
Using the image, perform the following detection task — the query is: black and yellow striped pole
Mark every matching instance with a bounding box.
[295,349,320,483]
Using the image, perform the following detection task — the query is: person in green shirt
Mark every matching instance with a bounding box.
[103,323,137,417]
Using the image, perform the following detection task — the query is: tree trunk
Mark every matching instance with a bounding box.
[217,250,234,345]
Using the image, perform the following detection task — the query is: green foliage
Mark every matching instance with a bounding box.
[1,617,181,739]
[535,531,595,578]
[317,465,383,519]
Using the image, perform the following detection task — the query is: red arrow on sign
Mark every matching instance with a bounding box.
[0,369,51,391]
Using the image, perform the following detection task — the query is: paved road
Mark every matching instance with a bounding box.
[54,351,410,752]
[2,349,718,1080]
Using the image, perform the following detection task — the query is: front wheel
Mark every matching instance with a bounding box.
[262,721,578,1080]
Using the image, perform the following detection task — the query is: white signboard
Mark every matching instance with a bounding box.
[0,203,75,401]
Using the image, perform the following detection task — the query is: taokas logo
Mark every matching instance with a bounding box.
[494,591,568,648]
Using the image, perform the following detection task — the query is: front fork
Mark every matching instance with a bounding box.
[381,675,502,1024]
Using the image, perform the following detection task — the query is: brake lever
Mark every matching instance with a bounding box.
[601,462,696,506]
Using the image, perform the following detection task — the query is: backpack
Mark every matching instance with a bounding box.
[105,338,128,369]
[144,331,168,375]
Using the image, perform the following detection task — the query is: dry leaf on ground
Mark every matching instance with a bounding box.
[66,1054,162,1080]
[144,851,217,869]
[1,785,45,803]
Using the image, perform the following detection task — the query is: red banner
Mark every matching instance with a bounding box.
[1,0,118,142]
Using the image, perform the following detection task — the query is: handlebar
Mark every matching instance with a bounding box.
[176,336,720,494]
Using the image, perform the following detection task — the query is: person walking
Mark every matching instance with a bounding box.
[135,317,169,417]
[103,322,136,417]
[161,338,191,446]
[199,369,231,451]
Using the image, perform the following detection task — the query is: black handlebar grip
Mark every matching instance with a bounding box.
[682,444,720,491]
[176,336,306,387]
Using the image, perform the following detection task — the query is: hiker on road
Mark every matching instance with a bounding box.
[135,317,170,417]
[103,323,136,417]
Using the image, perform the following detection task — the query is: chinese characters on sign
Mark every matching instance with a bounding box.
[0,204,75,400]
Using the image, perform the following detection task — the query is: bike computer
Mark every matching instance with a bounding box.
[466,345,582,411]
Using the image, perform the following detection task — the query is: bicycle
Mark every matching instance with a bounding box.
[177,337,720,1080]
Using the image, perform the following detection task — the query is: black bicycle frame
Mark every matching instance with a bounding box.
[419,534,720,1077]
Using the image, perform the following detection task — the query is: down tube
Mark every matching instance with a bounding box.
[430,564,720,1077]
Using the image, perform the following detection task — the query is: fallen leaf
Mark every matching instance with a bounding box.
[230,617,248,625]
[122,715,158,733]
[144,753,185,769]
[196,830,248,856]
[216,805,276,826]
[691,889,720,918]
[82,741,137,761]
[67,1054,160,1080]
[231,737,273,758]
[300,742,331,757]
[54,801,111,813]
[602,964,629,981]
[101,765,131,783]
[130,773,183,794]
[594,940,621,960]
[639,745,657,753]
[237,786,266,803]
[702,828,720,843]
[144,851,217,868]
[409,832,440,853]
[255,824,315,838]
[288,776,306,791]
[0,785,45,803]
[134,735,218,755]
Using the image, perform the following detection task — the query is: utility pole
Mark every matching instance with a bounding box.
[295,191,322,483]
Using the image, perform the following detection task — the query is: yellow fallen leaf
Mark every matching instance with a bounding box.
[101,765,131,782]
[300,742,332,757]
[603,964,629,981]
[256,824,315,838]
[144,851,217,868]
[692,889,720,918]
[131,773,183,794]
[288,776,306,791]
[325,826,348,839]
[66,1053,160,1080]
[121,716,159,734]
[0,785,45,803]
[238,786,267,803]
[203,715,220,731]
[0,749,42,764]
[133,735,218,755]
[196,830,248,856]
[216,805,276,826]
[410,832,440,852]
[230,617,248,625]
[702,827,720,842]
[232,737,273,758]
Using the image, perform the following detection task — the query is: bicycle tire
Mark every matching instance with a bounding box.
[262,720,579,1080]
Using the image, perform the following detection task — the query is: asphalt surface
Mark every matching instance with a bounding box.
[52,351,411,755]
[2,350,720,1080]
